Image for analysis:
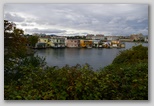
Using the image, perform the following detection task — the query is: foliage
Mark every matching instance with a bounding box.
[4,20,30,77]
[4,20,27,59]
[27,35,39,48]
[5,60,148,100]
[112,45,148,64]
[4,20,42,93]
[99,62,148,100]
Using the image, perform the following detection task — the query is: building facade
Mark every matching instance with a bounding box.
[50,37,65,48]
[80,40,93,48]
[38,37,51,47]
[66,39,80,48]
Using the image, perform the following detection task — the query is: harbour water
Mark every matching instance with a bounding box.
[35,42,148,71]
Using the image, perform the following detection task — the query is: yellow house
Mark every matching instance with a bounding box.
[111,40,120,48]
[38,37,51,47]
[80,40,93,48]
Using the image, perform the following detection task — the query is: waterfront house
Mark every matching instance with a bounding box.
[111,40,120,48]
[65,38,67,46]
[66,39,80,48]
[92,39,105,48]
[110,40,125,48]
[80,40,93,48]
[102,42,111,48]
[92,40,100,47]
[50,37,65,48]
[38,37,51,47]
[35,37,51,48]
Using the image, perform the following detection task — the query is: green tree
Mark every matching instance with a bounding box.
[27,35,39,48]
[4,20,27,59]
[4,20,28,83]
[4,20,47,100]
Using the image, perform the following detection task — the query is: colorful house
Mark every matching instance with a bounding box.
[66,39,80,48]
[38,37,51,47]
[80,40,93,48]
[111,40,120,47]
[102,42,111,48]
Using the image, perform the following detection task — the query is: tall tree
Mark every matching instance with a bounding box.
[4,20,28,72]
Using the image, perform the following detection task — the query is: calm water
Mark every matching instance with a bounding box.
[35,42,148,71]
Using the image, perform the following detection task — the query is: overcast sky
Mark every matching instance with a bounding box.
[4,4,148,36]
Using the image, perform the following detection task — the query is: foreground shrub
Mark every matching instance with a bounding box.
[4,45,148,100]
[112,44,148,64]
[98,62,148,100]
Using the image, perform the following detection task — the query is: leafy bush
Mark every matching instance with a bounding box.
[4,45,148,100]
[98,62,148,100]
[112,45,148,64]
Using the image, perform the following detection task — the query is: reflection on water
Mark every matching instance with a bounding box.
[35,42,148,71]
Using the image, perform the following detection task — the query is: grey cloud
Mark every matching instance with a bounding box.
[4,13,25,22]
[21,23,28,26]
[21,23,34,26]
[4,4,148,36]
[137,18,147,23]
[108,17,122,24]
[25,28,66,34]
